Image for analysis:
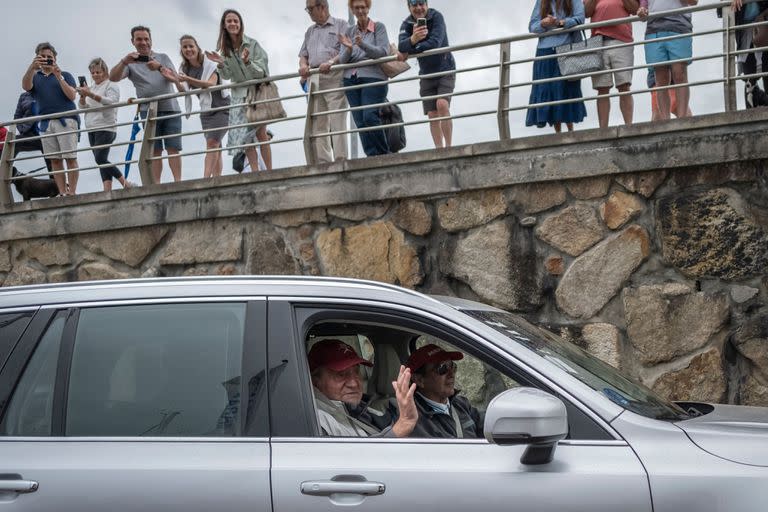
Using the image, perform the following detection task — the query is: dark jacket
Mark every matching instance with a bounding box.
[14,92,39,138]
[410,392,483,439]
[398,8,456,75]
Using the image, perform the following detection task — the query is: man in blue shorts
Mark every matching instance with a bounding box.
[638,0,698,120]
[110,26,184,184]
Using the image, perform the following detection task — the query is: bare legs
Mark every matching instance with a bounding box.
[256,126,272,170]
[428,99,452,149]
[596,84,633,129]
[204,139,223,179]
[151,148,182,184]
[653,64,691,120]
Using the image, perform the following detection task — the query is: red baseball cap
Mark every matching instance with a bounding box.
[406,344,463,372]
[308,339,373,372]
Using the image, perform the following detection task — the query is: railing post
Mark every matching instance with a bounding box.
[0,127,16,208]
[723,5,738,112]
[138,101,158,186]
[303,76,318,166]
[497,41,511,140]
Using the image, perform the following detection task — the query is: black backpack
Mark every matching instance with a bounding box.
[379,103,406,153]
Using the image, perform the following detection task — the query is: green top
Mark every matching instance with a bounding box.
[219,35,269,100]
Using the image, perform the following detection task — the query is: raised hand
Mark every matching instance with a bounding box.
[391,365,418,438]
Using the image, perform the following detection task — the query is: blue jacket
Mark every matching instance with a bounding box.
[529,0,586,49]
[14,92,40,137]
[398,8,456,75]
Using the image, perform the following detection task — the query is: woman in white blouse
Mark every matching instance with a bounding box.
[78,58,132,191]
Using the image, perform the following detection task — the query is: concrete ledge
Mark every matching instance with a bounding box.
[2,109,768,242]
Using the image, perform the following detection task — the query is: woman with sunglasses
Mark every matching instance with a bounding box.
[338,0,391,156]
[405,344,483,439]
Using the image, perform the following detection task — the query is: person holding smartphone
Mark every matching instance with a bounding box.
[526,0,588,133]
[338,0,392,157]
[398,0,456,149]
[20,42,80,196]
[110,25,184,184]
[78,58,132,192]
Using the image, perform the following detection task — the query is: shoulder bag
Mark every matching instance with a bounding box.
[245,82,287,125]
[555,30,604,80]
[380,43,411,79]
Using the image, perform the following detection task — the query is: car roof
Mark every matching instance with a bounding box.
[0,276,492,313]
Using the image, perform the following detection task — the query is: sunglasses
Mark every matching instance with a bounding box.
[433,361,457,376]
[305,4,321,13]
[409,0,428,6]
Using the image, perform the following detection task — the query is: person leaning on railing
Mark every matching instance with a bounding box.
[637,0,698,120]
[338,0,392,157]
[397,0,456,149]
[78,58,132,192]
[11,91,54,176]
[299,0,350,164]
[526,0,588,133]
[176,35,231,179]
[206,9,273,172]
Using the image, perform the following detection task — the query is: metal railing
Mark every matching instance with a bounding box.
[1,0,766,209]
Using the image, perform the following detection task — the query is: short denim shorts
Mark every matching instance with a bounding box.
[644,31,693,65]
[140,110,183,151]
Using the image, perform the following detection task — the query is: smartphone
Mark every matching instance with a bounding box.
[416,18,427,28]
[136,55,151,63]
[78,76,87,87]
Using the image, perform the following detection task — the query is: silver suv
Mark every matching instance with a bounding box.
[1,277,766,511]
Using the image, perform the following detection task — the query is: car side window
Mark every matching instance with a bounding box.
[303,320,524,438]
[0,311,35,367]
[66,303,246,437]
[1,312,66,436]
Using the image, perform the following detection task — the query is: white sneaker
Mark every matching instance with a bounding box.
[124,181,138,189]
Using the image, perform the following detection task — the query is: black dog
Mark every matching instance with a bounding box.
[11,167,59,201]
[746,82,768,109]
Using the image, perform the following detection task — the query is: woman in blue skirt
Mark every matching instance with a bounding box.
[527,0,588,132]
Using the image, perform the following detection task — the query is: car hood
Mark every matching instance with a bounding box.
[676,404,768,467]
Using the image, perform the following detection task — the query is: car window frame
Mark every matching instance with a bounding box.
[0,298,268,440]
[268,297,618,442]
[0,308,38,374]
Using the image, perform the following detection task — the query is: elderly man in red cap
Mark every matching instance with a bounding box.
[406,344,483,438]
[309,339,418,437]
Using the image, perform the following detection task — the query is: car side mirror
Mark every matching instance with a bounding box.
[484,387,568,465]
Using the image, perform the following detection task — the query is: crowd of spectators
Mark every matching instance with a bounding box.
[4,0,766,198]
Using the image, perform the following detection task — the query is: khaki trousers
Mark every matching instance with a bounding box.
[309,70,348,164]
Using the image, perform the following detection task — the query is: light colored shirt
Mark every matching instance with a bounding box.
[120,51,180,113]
[590,0,635,42]
[338,19,390,80]
[83,80,120,132]
[299,16,349,67]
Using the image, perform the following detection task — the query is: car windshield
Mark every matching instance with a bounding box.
[465,310,689,421]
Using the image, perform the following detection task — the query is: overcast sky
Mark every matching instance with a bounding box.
[2,1,729,195]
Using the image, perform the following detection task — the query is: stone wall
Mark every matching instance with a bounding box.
[2,162,766,407]
[2,111,768,408]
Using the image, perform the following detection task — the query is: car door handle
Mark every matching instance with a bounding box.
[301,480,385,497]
[0,480,39,493]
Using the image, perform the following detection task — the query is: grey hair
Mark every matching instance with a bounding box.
[88,57,109,74]
[315,0,329,7]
